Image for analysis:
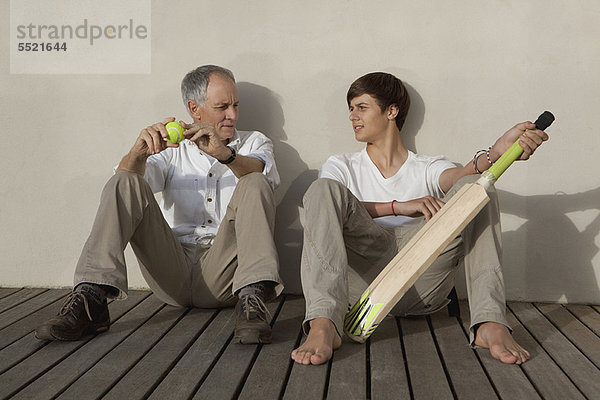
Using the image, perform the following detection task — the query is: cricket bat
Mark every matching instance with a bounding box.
[344,111,555,342]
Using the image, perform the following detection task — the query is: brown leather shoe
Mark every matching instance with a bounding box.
[35,291,110,341]
[233,294,272,344]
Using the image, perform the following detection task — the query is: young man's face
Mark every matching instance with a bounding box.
[348,94,390,143]
[193,74,239,140]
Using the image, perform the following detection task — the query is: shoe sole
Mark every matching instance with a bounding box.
[232,330,272,344]
[35,323,110,341]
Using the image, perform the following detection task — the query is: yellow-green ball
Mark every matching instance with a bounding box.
[165,121,184,143]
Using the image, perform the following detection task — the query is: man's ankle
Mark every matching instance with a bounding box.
[74,283,116,304]
[237,281,276,302]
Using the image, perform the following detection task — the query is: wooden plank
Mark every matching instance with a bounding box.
[8,295,166,400]
[147,308,237,400]
[0,288,47,313]
[0,289,69,330]
[283,338,329,399]
[565,304,600,337]
[0,291,150,375]
[238,296,304,400]
[192,299,283,399]
[57,304,189,399]
[326,340,366,399]
[102,307,217,400]
[0,290,71,349]
[0,288,22,299]
[507,302,587,400]
[536,303,600,369]
[511,302,600,397]
[429,312,498,400]
[511,302,600,398]
[401,316,453,400]
[369,316,410,400]
[457,301,542,400]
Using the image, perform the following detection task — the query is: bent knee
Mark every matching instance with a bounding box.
[104,170,148,195]
[237,172,271,191]
[303,178,345,205]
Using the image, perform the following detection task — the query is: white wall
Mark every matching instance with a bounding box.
[2,0,599,303]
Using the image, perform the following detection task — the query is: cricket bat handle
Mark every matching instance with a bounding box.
[479,111,555,189]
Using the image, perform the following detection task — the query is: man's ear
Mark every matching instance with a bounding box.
[387,104,399,120]
[188,100,202,121]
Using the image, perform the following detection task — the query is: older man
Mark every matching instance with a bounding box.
[36,65,283,344]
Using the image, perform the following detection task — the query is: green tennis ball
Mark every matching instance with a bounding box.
[165,121,185,144]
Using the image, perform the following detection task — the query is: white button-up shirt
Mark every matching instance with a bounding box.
[142,130,279,245]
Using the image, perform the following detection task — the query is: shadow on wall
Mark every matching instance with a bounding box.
[236,82,315,294]
[399,82,425,154]
[235,80,427,294]
[498,186,600,303]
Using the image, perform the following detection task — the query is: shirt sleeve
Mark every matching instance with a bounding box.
[425,156,457,197]
[318,155,348,186]
[243,132,280,190]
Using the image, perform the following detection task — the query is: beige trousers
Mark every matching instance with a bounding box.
[300,176,506,344]
[74,171,283,308]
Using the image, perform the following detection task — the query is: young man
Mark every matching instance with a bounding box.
[291,72,548,365]
[36,65,283,344]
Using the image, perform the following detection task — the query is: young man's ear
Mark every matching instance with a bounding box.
[188,100,202,121]
[387,104,399,120]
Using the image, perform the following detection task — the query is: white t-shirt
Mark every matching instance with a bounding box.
[319,148,456,227]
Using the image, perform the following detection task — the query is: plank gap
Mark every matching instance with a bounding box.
[188,330,235,398]
[278,324,305,400]
[396,318,415,400]
[426,315,458,400]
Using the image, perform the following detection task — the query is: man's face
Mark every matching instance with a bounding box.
[193,74,239,140]
[348,94,389,143]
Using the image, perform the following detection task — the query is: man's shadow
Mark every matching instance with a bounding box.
[497,186,600,303]
[236,82,315,293]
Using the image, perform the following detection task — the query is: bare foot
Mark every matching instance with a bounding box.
[291,318,342,365]
[474,321,530,364]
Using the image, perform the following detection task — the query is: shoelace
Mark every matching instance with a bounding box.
[59,292,93,321]
[241,294,270,322]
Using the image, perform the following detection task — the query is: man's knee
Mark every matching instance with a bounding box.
[236,172,272,193]
[303,178,345,206]
[104,170,147,195]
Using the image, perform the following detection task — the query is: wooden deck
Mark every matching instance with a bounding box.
[1,288,599,399]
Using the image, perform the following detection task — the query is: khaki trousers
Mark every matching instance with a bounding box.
[300,176,506,344]
[74,171,283,308]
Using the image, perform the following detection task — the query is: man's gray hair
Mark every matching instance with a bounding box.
[181,65,236,109]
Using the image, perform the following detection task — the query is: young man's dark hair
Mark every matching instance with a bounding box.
[346,72,411,131]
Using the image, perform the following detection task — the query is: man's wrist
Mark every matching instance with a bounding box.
[217,146,236,164]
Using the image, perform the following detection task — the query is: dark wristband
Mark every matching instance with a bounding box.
[218,146,236,164]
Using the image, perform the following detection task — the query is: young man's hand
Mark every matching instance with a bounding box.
[490,121,549,162]
[394,196,446,221]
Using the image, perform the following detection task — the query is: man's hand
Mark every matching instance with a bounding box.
[131,117,182,158]
[117,117,182,175]
[182,121,231,161]
[394,196,446,221]
[489,121,549,162]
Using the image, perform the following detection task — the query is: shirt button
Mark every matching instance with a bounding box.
[209,173,213,178]
[207,198,213,202]
[208,219,213,224]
